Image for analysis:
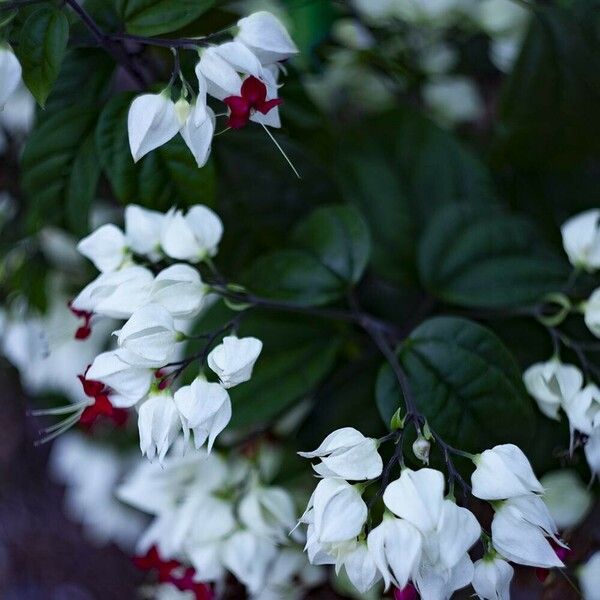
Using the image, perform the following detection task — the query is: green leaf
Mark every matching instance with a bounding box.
[188,302,342,429]
[16,6,69,107]
[115,0,215,36]
[336,109,496,285]
[292,205,371,284]
[95,93,216,210]
[375,316,535,453]
[21,106,100,234]
[495,5,600,168]
[417,204,569,308]
[243,249,344,307]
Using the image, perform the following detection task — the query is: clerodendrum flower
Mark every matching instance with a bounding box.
[298,426,383,480]
[77,224,129,273]
[561,209,600,271]
[472,556,514,600]
[471,444,544,500]
[207,335,263,389]
[138,390,182,462]
[149,264,207,320]
[0,46,22,109]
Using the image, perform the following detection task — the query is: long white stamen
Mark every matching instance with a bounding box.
[34,411,85,446]
[38,411,84,435]
[29,400,90,417]
[261,123,301,179]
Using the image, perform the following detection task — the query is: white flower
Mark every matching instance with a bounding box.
[310,478,368,544]
[340,541,381,594]
[298,427,383,480]
[236,11,299,65]
[173,378,231,452]
[215,40,265,79]
[138,391,182,462]
[77,224,128,273]
[115,304,180,368]
[150,264,207,320]
[585,428,600,478]
[196,47,244,101]
[221,530,278,594]
[86,350,152,405]
[540,470,592,530]
[561,209,600,271]
[238,483,297,542]
[563,383,600,435]
[124,204,165,256]
[523,358,583,420]
[367,515,422,590]
[471,444,544,500]
[180,104,215,168]
[127,92,180,162]
[160,205,223,262]
[71,266,153,319]
[422,76,483,126]
[415,552,474,600]
[207,335,263,388]
[0,47,22,109]
[492,495,565,568]
[584,288,600,338]
[472,557,513,600]
[578,552,600,600]
[383,468,445,532]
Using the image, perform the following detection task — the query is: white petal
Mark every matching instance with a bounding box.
[77,224,127,273]
[124,204,164,256]
[196,48,242,101]
[181,106,215,168]
[160,208,201,262]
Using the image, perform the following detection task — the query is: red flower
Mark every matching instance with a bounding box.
[77,368,128,429]
[133,546,180,583]
[68,301,93,340]
[394,584,418,600]
[224,76,282,130]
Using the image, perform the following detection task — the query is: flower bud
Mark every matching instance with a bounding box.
[561,209,600,271]
[412,436,430,465]
[137,391,182,463]
[207,335,263,389]
[472,556,514,600]
[584,288,600,338]
[77,224,128,273]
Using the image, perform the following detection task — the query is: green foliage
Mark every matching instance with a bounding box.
[21,106,100,233]
[417,204,569,308]
[16,6,69,107]
[95,93,216,210]
[376,317,535,454]
[115,0,215,36]
[243,204,370,306]
[336,108,496,286]
[496,5,600,168]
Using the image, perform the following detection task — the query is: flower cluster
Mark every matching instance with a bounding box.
[118,443,324,598]
[298,429,564,600]
[127,11,298,167]
[34,204,262,460]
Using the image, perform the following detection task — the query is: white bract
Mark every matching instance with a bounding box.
[173,378,231,452]
[298,427,383,480]
[138,391,182,462]
[585,428,600,478]
[87,350,152,405]
[180,104,215,167]
[540,470,592,530]
[340,541,381,593]
[207,335,263,388]
[491,495,565,568]
[414,552,474,600]
[160,205,223,262]
[310,478,368,544]
[128,92,180,162]
[366,515,422,590]
[150,264,207,320]
[523,358,583,420]
[578,552,600,600]
[0,47,22,109]
[115,304,180,368]
[561,209,600,271]
[71,266,153,319]
[563,383,600,436]
[471,444,544,500]
[472,556,513,600]
[235,11,299,64]
[124,204,165,256]
[584,288,600,338]
[77,224,128,273]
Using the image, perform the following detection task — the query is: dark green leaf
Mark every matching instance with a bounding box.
[417,204,569,308]
[95,93,216,210]
[495,6,600,168]
[292,204,371,284]
[243,249,344,307]
[336,108,496,285]
[376,316,535,453]
[115,0,215,36]
[16,6,69,107]
[21,106,100,233]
